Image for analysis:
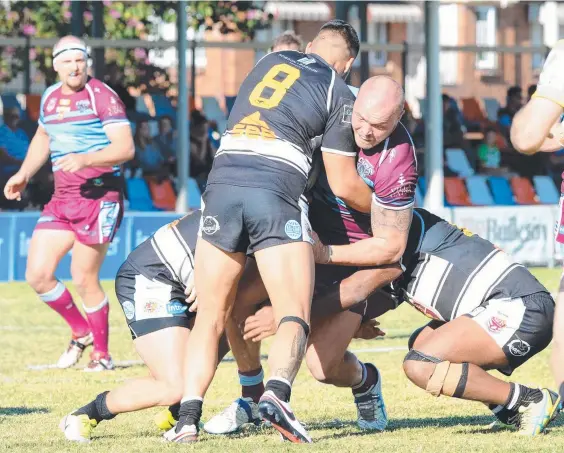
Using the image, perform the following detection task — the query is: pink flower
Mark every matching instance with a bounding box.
[144,58,151,65]
[103,0,112,6]
[109,9,121,19]
[127,18,139,27]
[22,24,36,36]
[63,11,72,19]
[134,48,147,59]
[29,48,37,60]
[8,11,19,20]
[83,11,93,21]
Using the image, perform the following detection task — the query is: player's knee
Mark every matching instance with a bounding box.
[305,353,337,384]
[159,381,184,406]
[25,266,53,293]
[70,267,97,294]
[402,349,440,388]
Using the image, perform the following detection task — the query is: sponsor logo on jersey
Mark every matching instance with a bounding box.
[75,99,91,112]
[389,148,397,163]
[232,112,276,140]
[59,98,71,106]
[398,173,405,185]
[56,105,71,119]
[122,301,135,320]
[166,300,188,316]
[144,300,159,313]
[487,315,507,333]
[357,157,375,179]
[508,338,531,357]
[201,216,220,235]
[297,57,316,66]
[285,219,302,239]
[341,102,353,124]
[46,98,57,113]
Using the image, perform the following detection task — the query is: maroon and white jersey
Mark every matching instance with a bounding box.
[310,121,417,244]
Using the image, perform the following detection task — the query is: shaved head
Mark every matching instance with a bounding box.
[352,76,405,149]
[52,35,88,92]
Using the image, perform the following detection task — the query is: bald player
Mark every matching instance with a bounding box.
[4,36,134,371]
[510,40,564,402]
[168,20,371,444]
[271,30,303,52]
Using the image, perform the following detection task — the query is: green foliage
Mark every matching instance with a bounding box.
[0,1,271,91]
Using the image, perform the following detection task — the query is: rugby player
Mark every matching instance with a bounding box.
[3,36,133,371]
[171,20,373,444]
[198,75,415,435]
[510,40,564,403]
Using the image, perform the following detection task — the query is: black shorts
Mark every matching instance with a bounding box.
[465,291,555,375]
[115,260,195,339]
[199,183,313,255]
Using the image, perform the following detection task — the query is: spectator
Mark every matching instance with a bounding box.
[477,127,508,175]
[442,94,465,148]
[190,110,215,191]
[497,86,523,137]
[272,30,303,52]
[131,120,168,180]
[527,84,537,102]
[153,115,177,161]
[105,63,137,117]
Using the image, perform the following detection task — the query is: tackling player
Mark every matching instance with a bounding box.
[3,36,133,371]
[510,40,564,404]
[171,20,373,444]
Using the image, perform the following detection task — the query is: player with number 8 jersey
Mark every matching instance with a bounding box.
[169,21,374,444]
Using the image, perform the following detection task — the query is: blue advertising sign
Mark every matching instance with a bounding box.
[0,215,13,282]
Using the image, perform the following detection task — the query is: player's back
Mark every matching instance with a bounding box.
[397,208,548,321]
[209,51,355,202]
[127,210,201,287]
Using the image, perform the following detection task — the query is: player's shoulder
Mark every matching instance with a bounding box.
[86,77,117,96]
[388,121,415,151]
[42,82,63,101]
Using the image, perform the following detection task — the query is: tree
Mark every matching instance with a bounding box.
[0,1,271,91]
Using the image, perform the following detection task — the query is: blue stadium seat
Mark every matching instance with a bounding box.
[1,94,21,110]
[533,175,560,204]
[126,177,157,211]
[488,176,515,205]
[445,148,475,177]
[483,97,500,122]
[135,96,151,116]
[202,97,227,132]
[188,177,202,209]
[152,94,176,120]
[466,175,494,205]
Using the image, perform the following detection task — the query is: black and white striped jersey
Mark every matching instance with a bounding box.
[393,208,548,321]
[126,211,201,287]
[208,51,357,202]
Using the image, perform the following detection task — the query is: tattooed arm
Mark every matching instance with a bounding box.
[314,199,412,267]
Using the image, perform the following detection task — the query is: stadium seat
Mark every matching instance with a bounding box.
[188,177,202,209]
[152,94,176,120]
[202,96,227,132]
[510,176,538,205]
[466,175,494,206]
[147,177,177,211]
[1,94,21,110]
[488,176,515,205]
[483,97,500,122]
[533,175,560,204]
[444,177,471,206]
[126,177,157,211]
[25,94,41,122]
[136,95,151,116]
[445,148,475,177]
[461,97,487,124]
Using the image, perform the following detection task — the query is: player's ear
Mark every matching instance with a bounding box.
[305,41,313,54]
[344,57,354,74]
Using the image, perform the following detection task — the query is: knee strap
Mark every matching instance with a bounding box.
[426,361,469,398]
[404,349,442,363]
[278,316,310,338]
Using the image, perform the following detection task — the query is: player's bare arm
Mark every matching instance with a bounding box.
[316,202,412,266]
[323,152,373,213]
[55,124,134,172]
[3,125,50,200]
[511,98,563,154]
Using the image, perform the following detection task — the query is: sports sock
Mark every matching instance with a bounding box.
[504,383,543,411]
[73,391,116,423]
[38,281,90,337]
[265,377,292,403]
[352,362,379,396]
[169,402,181,420]
[84,296,110,357]
[176,397,203,433]
[239,367,265,403]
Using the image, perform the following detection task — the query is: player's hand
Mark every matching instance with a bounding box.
[54,153,89,172]
[243,305,276,342]
[3,172,28,201]
[185,273,198,312]
[354,319,386,340]
[534,40,564,107]
[310,230,331,264]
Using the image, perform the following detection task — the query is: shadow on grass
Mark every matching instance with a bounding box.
[0,407,49,417]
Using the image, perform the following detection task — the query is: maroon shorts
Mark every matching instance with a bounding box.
[35,197,123,245]
[557,194,564,244]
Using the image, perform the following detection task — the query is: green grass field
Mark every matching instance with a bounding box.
[1,268,564,452]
